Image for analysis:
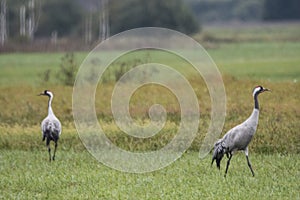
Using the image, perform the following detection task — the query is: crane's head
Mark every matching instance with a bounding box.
[38,90,53,98]
[252,85,270,97]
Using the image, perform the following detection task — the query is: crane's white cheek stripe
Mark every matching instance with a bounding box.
[72,27,226,173]
[252,87,261,97]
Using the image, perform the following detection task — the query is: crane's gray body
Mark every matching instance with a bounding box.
[222,109,259,153]
[41,112,61,142]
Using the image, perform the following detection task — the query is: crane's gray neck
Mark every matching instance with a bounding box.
[254,93,259,110]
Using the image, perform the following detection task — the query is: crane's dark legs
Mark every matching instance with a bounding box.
[246,156,255,177]
[52,141,58,161]
[46,138,51,162]
[245,148,255,176]
[224,152,232,177]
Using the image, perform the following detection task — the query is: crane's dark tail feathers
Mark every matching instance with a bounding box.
[211,140,225,169]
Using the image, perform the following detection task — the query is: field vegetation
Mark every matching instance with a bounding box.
[0,23,299,199]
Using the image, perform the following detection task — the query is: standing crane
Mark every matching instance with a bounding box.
[211,85,270,177]
[39,90,61,161]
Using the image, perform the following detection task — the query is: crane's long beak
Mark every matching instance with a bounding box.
[38,93,45,96]
[263,88,271,92]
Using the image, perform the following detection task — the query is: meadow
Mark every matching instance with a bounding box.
[0,23,300,199]
[0,150,299,199]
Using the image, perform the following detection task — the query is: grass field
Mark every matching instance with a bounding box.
[1,41,300,85]
[0,151,299,199]
[0,23,300,199]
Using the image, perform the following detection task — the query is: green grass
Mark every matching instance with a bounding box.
[0,53,87,86]
[0,150,299,199]
[0,41,299,86]
[210,42,300,81]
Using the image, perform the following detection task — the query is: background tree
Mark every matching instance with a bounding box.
[0,0,7,45]
[187,0,263,22]
[36,0,83,37]
[99,0,109,41]
[263,0,300,20]
[109,0,200,35]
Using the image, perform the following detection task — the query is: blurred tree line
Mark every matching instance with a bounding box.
[3,0,199,42]
[186,0,264,22]
[1,0,300,45]
[109,0,199,35]
[186,0,300,22]
[263,0,300,20]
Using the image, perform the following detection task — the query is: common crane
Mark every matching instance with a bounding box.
[211,85,270,177]
[39,90,61,161]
